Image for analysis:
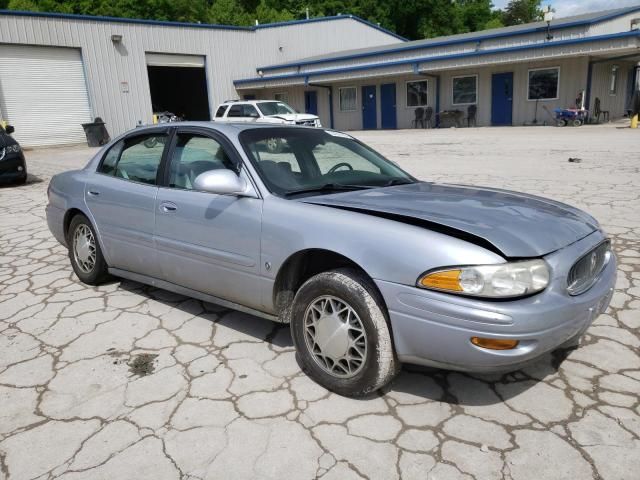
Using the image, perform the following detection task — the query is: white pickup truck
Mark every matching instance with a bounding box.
[213,100,321,127]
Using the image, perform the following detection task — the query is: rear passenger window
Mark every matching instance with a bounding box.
[227,105,243,117]
[98,141,123,175]
[215,105,228,117]
[103,134,166,185]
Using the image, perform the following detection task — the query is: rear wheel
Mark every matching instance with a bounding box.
[67,214,110,285]
[290,268,398,397]
[572,119,583,127]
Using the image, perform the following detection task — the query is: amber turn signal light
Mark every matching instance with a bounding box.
[470,337,519,350]
[419,269,464,291]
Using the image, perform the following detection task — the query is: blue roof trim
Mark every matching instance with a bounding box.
[0,9,407,39]
[257,5,640,73]
[235,29,640,85]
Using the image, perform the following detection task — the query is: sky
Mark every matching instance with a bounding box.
[492,0,640,17]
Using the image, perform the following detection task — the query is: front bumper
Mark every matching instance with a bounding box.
[377,231,617,372]
[0,153,27,183]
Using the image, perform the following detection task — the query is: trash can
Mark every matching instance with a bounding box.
[81,117,111,147]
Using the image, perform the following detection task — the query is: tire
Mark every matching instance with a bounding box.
[556,119,567,127]
[572,119,583,127]
[67,213,110,285]
[290,268,398,397]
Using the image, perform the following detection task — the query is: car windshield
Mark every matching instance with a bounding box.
[256,102,296,116]
[239,128,416,197]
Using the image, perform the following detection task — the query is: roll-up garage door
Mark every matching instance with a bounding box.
[0,45,92,147]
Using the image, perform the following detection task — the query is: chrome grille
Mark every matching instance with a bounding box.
[567,241,610,295]
[296,120,316,126]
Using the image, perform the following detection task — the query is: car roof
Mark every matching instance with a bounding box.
[130,121,319,135]
[221,100,281,105]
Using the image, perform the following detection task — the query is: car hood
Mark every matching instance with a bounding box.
[301,182,598,258]
[267,113,318,121]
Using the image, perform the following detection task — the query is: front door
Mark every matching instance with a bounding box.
[491,72,514,126]
[380,83,397,129]
[304,91,318,115]
[362,85,377,130]
[154,128,263,309]
[85,129,168,279]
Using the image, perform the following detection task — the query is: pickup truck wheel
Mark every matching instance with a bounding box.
[291,268,398,397]
[67,214,110,285]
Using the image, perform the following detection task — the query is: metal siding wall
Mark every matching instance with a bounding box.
[588,13,640,36]
[0,15,400,139]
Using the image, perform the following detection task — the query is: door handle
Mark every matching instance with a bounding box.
[160,202,177,213]
[87,190,100,196]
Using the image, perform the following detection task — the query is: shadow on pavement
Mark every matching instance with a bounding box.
[116,278,567,405]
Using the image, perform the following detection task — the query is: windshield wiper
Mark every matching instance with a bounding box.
[382,178,416,187]
[284,183,371,197]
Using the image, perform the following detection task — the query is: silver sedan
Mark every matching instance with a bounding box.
[46,123,616,396]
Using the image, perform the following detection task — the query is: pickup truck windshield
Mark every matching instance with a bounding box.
[256,102,296,116]
[239,128,416,197]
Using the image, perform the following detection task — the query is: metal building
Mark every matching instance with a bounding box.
[237,6,640,130]
[0,10,403,146]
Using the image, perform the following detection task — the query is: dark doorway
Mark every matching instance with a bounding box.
[491,72,513,126]
[147,66,210,121]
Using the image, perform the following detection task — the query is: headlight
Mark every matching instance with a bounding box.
[417,259,550,298]
[315,120,322,127]
[5,144,21,153]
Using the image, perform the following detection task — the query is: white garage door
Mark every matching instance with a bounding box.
[0,45,92,147]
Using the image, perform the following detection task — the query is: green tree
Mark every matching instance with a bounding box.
[502,0,542,26]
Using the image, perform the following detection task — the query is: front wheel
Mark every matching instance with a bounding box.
[290,268,398,397]
[67,214,110,285]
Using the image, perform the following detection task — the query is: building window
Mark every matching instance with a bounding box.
[452,75,477,105]
[406,80,428,107]
[528,67,560,101]
[609,66,619,95]
[274,92,289,103]
[339,87,357,111]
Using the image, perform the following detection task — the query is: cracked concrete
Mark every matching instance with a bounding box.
[0,124,639,479]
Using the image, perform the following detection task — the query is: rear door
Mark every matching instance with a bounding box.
[85,128,169,278]
[154,127,264,309]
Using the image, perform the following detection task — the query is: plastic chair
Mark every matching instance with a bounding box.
[413,108,425,128]
[594,98,610,123]
[467,105,477,127]
[424,107,434,129]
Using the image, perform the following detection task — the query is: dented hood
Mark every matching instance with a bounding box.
[301,182,598,258]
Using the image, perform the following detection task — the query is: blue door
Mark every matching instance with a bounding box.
[491,72,513,126]
[362,85,377,130]
[304,91,318,115]
[380,83,397,129]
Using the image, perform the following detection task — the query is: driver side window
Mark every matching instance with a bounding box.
[168,134,235,190]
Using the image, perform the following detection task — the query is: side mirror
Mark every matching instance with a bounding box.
[5,125,14,135]
[193,169,248,195]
